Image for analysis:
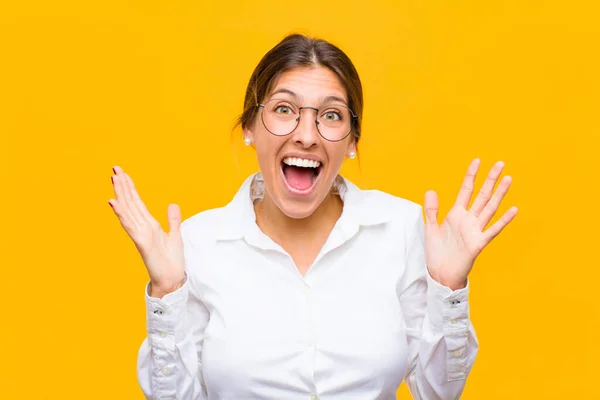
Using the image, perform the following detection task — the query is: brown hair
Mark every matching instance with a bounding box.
[236,33,364,142]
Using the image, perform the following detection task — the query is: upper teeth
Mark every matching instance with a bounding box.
[283,157,321,168]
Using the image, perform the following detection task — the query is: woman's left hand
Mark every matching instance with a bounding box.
[423,159,518,290]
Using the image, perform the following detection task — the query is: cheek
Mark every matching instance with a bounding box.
[325,143,350,168]
[254,134,284,170]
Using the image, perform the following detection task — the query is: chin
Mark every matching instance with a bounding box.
[276,198,321,219]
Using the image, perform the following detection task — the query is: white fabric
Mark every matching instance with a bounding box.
[137,173,478,400]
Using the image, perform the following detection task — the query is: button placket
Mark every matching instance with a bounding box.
[305,285,315,349]
[301,281,320,395]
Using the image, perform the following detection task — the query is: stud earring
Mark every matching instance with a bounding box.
[244,137,252,146]
[348,151,356,159]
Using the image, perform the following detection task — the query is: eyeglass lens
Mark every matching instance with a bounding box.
[260,99,354,142]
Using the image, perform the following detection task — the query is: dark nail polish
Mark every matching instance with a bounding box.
[108,201,113,208]
[112,167,116,174]
[111,176,114,184]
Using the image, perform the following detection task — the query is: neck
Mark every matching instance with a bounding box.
[254,189,343,246]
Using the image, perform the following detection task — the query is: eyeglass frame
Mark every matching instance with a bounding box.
[255,98,358,143]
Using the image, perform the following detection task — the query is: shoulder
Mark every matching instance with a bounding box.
[179,206,232,249]
[181,204,230,234]
[344,179,423,227]
[178,174,256,250]
[361,188,422,216]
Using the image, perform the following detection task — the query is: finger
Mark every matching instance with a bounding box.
[119,171,145,225]
[455,158,481,209]
[108,198,134,231]
[112,165,127,178]
[167,204,182,235]
[111,171,136,224]
[478,175,513,229]
[122,172,152,222]
[482,206,518,245]
[470,161,505,217]
[424,190,439,228]
[111,165,125,200]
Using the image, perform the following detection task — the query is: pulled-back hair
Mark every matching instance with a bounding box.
[236,33,364,142]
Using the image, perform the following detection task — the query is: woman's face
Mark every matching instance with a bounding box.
[245,66,357,219]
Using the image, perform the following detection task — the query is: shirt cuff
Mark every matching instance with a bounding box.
[145,273,190,343]
[426,270,471,381]
[144,275,190,397]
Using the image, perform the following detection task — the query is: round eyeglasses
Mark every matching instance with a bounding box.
[256,98,357,142]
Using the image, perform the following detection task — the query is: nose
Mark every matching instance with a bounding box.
[290,107,320,148]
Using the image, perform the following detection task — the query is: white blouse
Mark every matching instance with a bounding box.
[137,173,478,400]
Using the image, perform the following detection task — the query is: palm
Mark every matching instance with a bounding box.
[109,166,186,294]
[424,159,518,290]
[137,221,185,288]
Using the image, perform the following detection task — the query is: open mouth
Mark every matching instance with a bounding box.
[281,156,322,194]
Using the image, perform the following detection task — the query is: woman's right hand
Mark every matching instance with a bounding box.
[108,166,185,298]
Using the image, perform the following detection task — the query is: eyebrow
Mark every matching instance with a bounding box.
[269,88,348,106]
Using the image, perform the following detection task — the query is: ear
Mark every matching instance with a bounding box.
[347,139,357,157]
[243,128,254,144]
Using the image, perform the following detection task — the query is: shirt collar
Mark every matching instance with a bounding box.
[215,172,395,241]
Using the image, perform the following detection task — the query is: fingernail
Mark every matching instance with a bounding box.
[111,176,114,184]
[112,167,116,174]
[108,201,113,208]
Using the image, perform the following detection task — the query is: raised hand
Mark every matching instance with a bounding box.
[423,159,518,290]
[108,166,185,298]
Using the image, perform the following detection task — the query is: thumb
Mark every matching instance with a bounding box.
[167,203,182,235]
[424,190,439,228]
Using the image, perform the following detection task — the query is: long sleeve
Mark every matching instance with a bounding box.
[136,223,210,400]
[398,205,479,400]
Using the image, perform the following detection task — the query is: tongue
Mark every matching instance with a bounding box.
[284,166,314,190]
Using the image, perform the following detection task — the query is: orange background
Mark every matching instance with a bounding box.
[1,1,598,398]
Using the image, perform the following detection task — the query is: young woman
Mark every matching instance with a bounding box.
[109,34,517,400]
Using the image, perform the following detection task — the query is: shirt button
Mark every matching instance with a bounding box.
[154,309,165,316]
[311,395,319,400]
[159,331,167,338]
[161,366,170,375]
[451,318,458,324]
[452,350,462,357]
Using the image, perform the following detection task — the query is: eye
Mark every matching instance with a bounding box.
[275,105,293,114]
[322,110,342,121]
